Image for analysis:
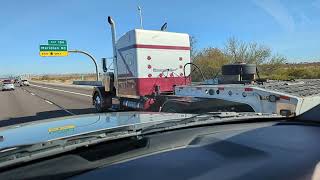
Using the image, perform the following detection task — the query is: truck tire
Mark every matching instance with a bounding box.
[241,64,256,75]
[222,64,256,75]
[93,93,108,112]
[93,86,114,112]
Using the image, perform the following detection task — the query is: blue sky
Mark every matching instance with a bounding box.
[1,0,320,76]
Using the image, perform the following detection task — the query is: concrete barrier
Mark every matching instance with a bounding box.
[30,81,95,90]
[73,81,102,86]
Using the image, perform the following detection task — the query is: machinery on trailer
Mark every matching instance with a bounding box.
[92,16,320,117]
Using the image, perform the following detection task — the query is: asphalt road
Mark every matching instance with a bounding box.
[0,82,96,127]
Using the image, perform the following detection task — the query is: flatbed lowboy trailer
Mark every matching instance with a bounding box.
[174,79,320,116]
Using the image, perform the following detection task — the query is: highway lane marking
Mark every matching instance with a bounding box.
[21,87,76,116]
[45,100,53,105]
[30,84,92,97]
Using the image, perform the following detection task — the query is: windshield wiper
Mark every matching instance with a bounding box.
[0,126,142,169]
[141,112,284,134]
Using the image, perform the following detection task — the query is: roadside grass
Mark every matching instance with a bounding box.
[260,65,320,80]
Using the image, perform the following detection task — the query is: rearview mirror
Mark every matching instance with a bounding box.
[102,58,107,72]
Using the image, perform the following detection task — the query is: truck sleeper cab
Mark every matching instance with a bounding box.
[93,16,191,112]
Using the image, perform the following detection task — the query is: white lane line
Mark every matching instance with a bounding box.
[30,93,35,96]
[21,87,76,116]
[44,100,54,105]
[30,84,92,97]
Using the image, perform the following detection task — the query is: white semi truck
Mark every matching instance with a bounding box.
[92,16,191,112]
[92,16,320,117]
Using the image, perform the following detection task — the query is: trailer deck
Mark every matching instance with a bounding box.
[174,79,320,116]
[257,79,320,97]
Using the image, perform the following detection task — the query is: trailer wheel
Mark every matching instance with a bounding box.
[93,93,108,112]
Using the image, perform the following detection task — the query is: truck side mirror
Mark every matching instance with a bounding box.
[102,58,107,72]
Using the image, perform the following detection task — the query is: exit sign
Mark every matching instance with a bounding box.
[39,40,68,57]
[40,45,67,51]
[48,40,67,45]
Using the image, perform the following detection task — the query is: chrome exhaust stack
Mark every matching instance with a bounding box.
[107,16,119,96]
[108,16,117,59]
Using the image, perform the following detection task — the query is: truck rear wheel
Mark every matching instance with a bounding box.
[93,93,108,112]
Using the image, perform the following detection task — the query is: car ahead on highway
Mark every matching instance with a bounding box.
[19,79,30,86]
[0,106,319,180]
[1,80,14,91]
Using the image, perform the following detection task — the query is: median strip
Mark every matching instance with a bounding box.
[30,84,92,97]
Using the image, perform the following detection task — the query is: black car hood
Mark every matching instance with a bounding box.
[0,112,192,150]
[72,123,320,180]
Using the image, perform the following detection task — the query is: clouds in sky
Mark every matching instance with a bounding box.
[253,0,295,32]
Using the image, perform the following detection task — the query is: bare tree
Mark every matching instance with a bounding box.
[190,36,287,81]
[224,37,271,64]
[189,36,197,60]
[192,47,230,81]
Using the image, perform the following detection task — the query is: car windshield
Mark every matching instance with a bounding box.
[2,80,12,84]
[0,0,319,157]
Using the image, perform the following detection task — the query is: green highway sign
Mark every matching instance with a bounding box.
[40,45,67,51]
[48,40,67,45]
[40,39,68,57]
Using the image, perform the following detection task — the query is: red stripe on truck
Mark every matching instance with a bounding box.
[118,44,191,51]
[135,44,190,50]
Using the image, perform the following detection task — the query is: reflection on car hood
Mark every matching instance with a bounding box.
[0,112,192,150]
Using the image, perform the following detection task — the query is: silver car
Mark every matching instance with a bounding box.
[20,79,30,86]
[1,80,15,91]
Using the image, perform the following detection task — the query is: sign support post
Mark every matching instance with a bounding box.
[39,40,100,82]
[68,50,99,81]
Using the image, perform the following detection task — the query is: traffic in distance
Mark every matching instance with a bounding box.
[0,1,320,179]
[0,79,30,91]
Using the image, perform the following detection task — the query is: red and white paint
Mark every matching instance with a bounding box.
[115,29,191,96]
